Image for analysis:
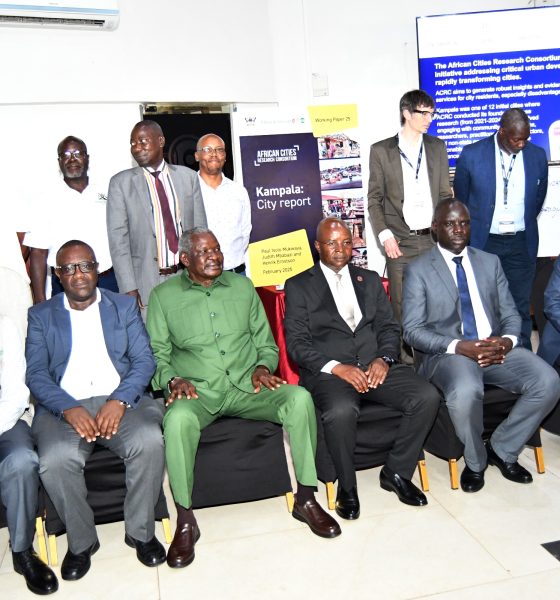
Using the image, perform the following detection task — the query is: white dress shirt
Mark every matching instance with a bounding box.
[60,290,121,400]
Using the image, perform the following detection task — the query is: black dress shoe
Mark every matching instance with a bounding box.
[292,498,341,538]
[487,442,533,484]
[61,539,100,581]
[124,534,166,567]
[460,465,485,493]
[380,466,427,506]
[12,547,58,595]
[335,486,360,520]
[167,523,200,569]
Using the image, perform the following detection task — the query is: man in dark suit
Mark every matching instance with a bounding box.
[26,240,166,581]
[538,258,560,368]
[402,199,559,493]
[107,120,207,318]
[368,89,451,361]
[454,108,549,348]
[284,218,440,519]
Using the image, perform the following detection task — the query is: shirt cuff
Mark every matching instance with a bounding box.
[321,360,340,374]
[447,339,460,354]
[378,229,394,244]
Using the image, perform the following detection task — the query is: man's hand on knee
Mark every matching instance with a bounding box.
[96,400,127,439]
[63,406,100,442]
[167,377,198,405]
[331,364,369,393]
[252,365,286,393]
[456,339,508,367]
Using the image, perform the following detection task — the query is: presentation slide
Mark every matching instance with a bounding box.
[417,6,560,166]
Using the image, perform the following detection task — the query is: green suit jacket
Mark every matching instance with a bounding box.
[146,270,279,414]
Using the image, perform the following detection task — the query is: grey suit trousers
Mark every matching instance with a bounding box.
[0,420,39,552]
[422,348,560,471]
[33,395,165,554]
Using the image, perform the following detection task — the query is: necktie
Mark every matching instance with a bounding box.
[335,273,356,330]
[452,256,478,340]
[151,171,178,254]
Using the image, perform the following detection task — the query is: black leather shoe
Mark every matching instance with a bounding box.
[460,465,485,493]
[61,539,100,581]
[167,523,200,569]
[12,547,58,595]
[124,534,166,567]
[335,486,360,520]
[292,498,341,538]
[380,466,427,506]
[487,443,533,484]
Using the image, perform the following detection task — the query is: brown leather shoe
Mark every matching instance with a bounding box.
[166,523,201,569]
[292,498,341,538]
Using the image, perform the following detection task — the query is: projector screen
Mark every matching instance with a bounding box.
[417,5,560,167]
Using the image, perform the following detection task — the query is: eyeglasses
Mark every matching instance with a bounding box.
[198,146,226,156]
[412,109,437,119]
[58,150,87,160]
[55,261,98,276]
[317,240,353,248]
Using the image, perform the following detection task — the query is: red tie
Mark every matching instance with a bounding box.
[151,170,178,254]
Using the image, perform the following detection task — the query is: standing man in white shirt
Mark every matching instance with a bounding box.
[195,133,251,274]
[24,136,116,303]
[368,90,451,362]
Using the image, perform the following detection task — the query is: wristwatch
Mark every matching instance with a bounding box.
[380,355,396,366]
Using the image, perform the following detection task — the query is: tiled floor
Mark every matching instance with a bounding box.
[3,430,560,599]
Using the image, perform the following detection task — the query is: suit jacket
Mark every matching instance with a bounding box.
[453,134,548,260]
[25,289,156,417]
[107,164,207,303]
[367,134,450,240]
[537,258,560,366]
[402,245,521,377]
[284,263,400,390]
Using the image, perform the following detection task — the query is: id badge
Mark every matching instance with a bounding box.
[498,211,515,234]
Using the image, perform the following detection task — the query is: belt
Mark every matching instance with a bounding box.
[159,265,179,276]
[489,231,523,237]
[226,263,246,274]
[98,267,114,278]
[409,228,431,236]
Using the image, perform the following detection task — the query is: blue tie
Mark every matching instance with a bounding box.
[452,256,479,340]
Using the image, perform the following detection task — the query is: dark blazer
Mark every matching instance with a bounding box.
[453,134,548,260]
[367,133,450,241]
[402,245,521,377]
[284,263,400,390]
[107,164,207,304]
[538,258,560,366]
[25,289,156,417]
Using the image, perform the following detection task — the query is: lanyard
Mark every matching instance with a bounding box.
[398,143,423,181]
[499,150,516,206]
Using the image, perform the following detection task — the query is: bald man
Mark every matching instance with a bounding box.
[454,108,549,348]
[195,133,251,274]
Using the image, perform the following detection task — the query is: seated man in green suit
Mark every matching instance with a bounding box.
[146,227,341,569]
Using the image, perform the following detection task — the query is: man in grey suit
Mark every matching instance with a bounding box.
[368,90,450,361]
[402,198,559,493]
[107,120,207,318]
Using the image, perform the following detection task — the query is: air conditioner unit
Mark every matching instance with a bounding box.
[0,1,119,30]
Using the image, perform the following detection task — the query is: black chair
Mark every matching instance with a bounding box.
[315,404,429,509]
[424,386,544,489]
[191,417,294,510]
[44,444,171,566]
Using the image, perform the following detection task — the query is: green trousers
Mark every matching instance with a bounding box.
[163,383,318,509]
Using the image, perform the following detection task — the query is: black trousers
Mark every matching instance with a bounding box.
[311,364,439,490]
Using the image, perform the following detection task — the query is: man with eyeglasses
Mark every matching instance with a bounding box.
[26,240,166,580]
[368,89,451,363]
[195,133,251,275]
[284,218,439,520]
[454,108,548,349]
[107,120,207,319]
[24,136,117,304]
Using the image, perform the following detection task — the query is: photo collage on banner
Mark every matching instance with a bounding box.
[317,133,366,268]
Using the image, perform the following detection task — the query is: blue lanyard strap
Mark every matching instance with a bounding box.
[398,143,424,181]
